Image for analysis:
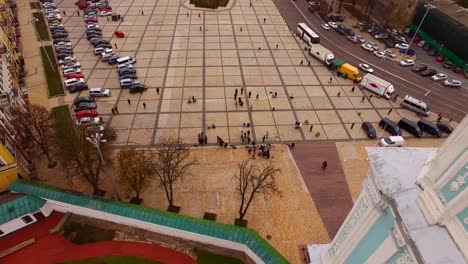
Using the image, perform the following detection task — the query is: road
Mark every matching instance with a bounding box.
[273,0,468,122]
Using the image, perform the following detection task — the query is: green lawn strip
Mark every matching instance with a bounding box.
[59,256,163,264]
[32,12,50,40]
[52,105,72,131]
[41,46,64,96]
[196,251,244,264]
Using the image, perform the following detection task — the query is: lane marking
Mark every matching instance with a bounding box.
[425,90,431,96]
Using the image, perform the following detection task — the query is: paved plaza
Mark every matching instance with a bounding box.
[57,0,441,146]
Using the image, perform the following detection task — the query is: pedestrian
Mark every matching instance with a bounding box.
[114,43,117,49]
[198,13,201,18]
[156,87,160,94]
[258,47,261,51]
[351,86,355,92]
[437,112,442,118]
[361,96,365,103]
[265,131,269,139]
[289,143,295,149]
[187,12,189,17]
[262,135,266,143]
[63,11,66,16]
[274,92,278,98]
[276,44,278,49]
[337,91,341,97]
[449,118,453,123]
[141,11,144,15]
[328,77,332,84]
[121,16,124,22]
[387,109,393,115]
[369,95,373,99]
[111,107,115,115]
[107,17,109,21]
[322,161,328,170]
[200,26,202,31]
[115,106,119,114]
[143,102,146,109]
[234,94,237,101]
[256,94,259,100]
[192,96,195,103]
[393,94,398,102]
[240,27,243,32]
[308,60,311,66]
[250,2,252,7]
[248,91,252,98]
[247,130,250,137]
[241,87,244,95]
[300,59,303,66]
[77,11,80,16]
[247,137,251,144]
[264,18,266,23]
[309,125,313,132]
[351,123,355,129]
[204,134,207,144]
[117,14,120,20]
[127,99,131,104]
[437,116,442,122]
[235,101,238,108]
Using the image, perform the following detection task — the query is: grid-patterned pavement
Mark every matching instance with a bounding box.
[57,0,440,147]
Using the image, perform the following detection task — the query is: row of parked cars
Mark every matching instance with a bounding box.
[397,61,463,88]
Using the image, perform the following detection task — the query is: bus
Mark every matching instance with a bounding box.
[297,23,320,45]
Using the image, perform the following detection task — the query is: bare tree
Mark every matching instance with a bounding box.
[55,125,110,194]
[150,135,197,210]
[117,148,154,200]
[10,104,56,167]
[234,160,281,222]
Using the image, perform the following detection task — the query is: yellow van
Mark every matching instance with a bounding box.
[338,63,362,81]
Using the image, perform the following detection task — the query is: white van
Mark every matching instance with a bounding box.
[379,136,405,147]
[89,87,111,97]
[64,78,85,88]
[400,95,430,116]
[117,56,136,65]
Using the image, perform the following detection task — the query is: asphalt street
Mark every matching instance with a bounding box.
[273,0,468,122]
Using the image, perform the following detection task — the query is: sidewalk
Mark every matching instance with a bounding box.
[17,0,63,109]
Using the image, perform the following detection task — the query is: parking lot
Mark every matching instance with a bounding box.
[56,0,449,147]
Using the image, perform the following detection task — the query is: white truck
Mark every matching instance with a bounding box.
[360,73,395,99]
[309,44,335,66]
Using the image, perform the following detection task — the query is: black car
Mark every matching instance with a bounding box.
[345,29,355,36]
[129,84,147,94]
[412,64,428,73]
[117,68,136,75]
[318,11,329,22]
[428,49,437,56]
[73,102,97,112]
[86,29,102,34]
[336,28,347,35]
[417,119,442,137]
[119,73,137,80]
[361,122,377,139]
[89,38,104,45]
[398,118,422,137]
[86,34,101,40]
[52,33,69,39]
[86,31,102,37]
[437,121,453,134]
[49,24,64,30]
[422,43,431,51]
[68,83,88,93]
[379,118,402,136]
[56,47,73,53]
[57,53,74,60]
[53,38,70,44]
[93,40,110,47]
[107,55,119,65]
[73,96,95,106]
[420,69,437,77]
[95,43,112,49]
[443,61,453,69]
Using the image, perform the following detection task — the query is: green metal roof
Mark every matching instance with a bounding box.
[8,180,289,264]
[0,195,46,224]
[331,59,344,67]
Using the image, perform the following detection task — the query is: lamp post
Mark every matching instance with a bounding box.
[86,133,121,200]
[402,3,436,61]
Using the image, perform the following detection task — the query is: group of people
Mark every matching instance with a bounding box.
[248,144,272,159]
[188,96,197,104]
[240,130,252,144]
[111,106,119,115]
[197,132,207,145]
[216,136,228,148]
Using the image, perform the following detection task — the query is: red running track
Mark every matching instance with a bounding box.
[0,212,196,264]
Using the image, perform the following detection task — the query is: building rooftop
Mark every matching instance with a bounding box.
[435,0,468,28]
[366,147,466,264]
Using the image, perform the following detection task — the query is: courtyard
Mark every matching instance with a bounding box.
[55,0,442,147]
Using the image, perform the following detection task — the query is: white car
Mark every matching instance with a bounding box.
[383,49,397,58]
[63,67,82,75]
[76,117,102,126]
[396,43,409,49]
[431,73,448,81]
[100,11,112,16]
[328,22,338,29]
[359,63,374,73]
[321,23,330,30]
[89,87,111,97]
[374,51,385,58]
[356,35,365,43]
[54,42,71,47]
[86,24,100,29]
[442,79,462,88]
[417,40,426,47]
[59,56,77,65]
[367,41,379,50]
[62,62,81,70]
[379,136,405,147]
[64,78,85,88]
[361,43,374,52]
[400,59,414,66]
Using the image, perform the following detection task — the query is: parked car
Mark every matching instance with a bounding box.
[74,96,95,106]
[420,69,437,77]
[400,59,414,66]
[63,67,82,75]
[428,49,437,56]
[367,41,379,50]
[361,43,374,52]
[66,73,85,79]
[436,55,444,62]
[62,62,81,70]
[443,61,453,69]
[64,78,85,88]
[417,40,426,47]
[100,11,111,16]
[119,78,139,88]
[437,121,453,134]
[106,56,119,65]
[117,68,136,75]
[89,87,111,97]
[129,84,147,94]
[374,51,385,58]
[442,79,462,88]
[412,64,428,73]
[398,118,422,137]
[328,22,338,29]
[379,136,405,147]
[400,48,415,56]
[76,117,102,126]
[347,35,359,43]
[74,102,97,112]
[344,29,355,36]
[395,43,409,49]
[321,23,330,30]
[361,122,377,139]
[114,30,125,38]
[58,56,77,65]
[431,73,447,81]
[76,109,97,119]
[119,73,137,80]
[383,49,396,58]
[379,118,402,136]
[417,119,442,137]
[68,82,88,93]
[359,63,374,73]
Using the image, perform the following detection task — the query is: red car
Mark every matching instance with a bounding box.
[75,0,87,5]
[78,3,89,10]
[66,73,85,79]
[98,7,112,11]
[114,30,124,38]
[76,109,97,119]
[85,18,98,23]
[436,55,444,62]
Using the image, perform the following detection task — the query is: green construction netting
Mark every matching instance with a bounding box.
[0,195,46,225]
[8,180,289,264]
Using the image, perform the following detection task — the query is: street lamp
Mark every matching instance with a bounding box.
[402,3,436,60]
[86,133,121,200]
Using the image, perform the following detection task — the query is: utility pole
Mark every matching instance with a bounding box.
[402,3,435,61]
[86,133,121,200]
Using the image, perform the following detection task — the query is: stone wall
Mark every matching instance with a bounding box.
[347,0,419,27]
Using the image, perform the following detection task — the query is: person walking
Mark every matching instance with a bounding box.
[115,106,119,114]
[121,16,124,22]
[241,87,244,95]
[274,92,277,98]
[111,108,115,115]
[256,94,259,100]
[351,86,355,92]
[143,102,146,109]
[387,109,393,115]
[300,60,303,66]
[63,11,66,16]
[361,96,365,103]
[141,11,144,15]
[248,91,252,98]
[263,18,266,23]
[328,77,332,84]
[351,123,355,129]
[262,135,266,143]
[309,125,313,132]
[77,11,80,16]
[127,99,131,104]
[322,161,328,170]
[276,43,278,49]
[156,87,160,94]
[369,95,373,100]
[337,91,341,97]
[114,43,118,49]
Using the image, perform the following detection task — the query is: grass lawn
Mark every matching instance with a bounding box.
[41,46,64,96]
[196,251,244,264]
[30,2,41,9]
[60,256,163,264]
[53,105,72,131]
[32,12,50,40]
[62,221,115,245]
